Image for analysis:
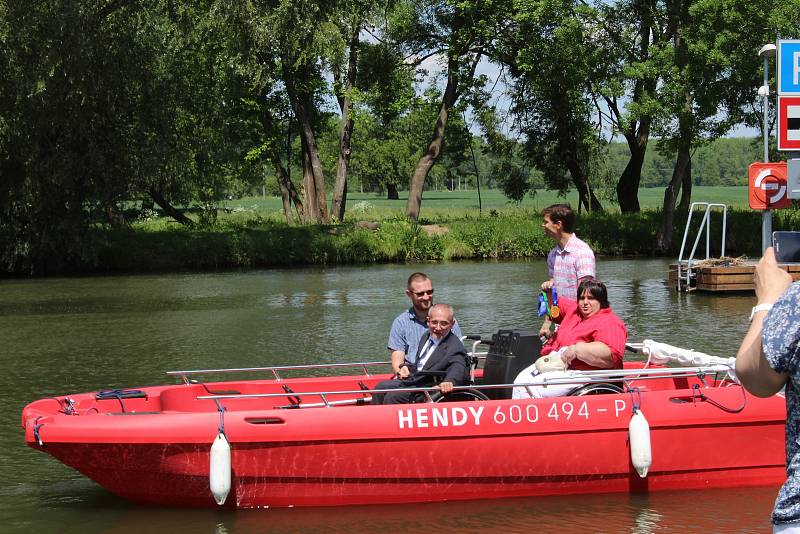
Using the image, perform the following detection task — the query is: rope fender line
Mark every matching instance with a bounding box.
[629,387,643,414]
[95,389,148,413]
[691,383,747,414]
[214,399,227,436]
[33,416,45,447]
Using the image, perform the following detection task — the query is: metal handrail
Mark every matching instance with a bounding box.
[167,352,492,384]
[167,361,390,384]
[196,365,735,406]
[676,202,728,291]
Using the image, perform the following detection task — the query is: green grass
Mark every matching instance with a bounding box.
[219,186,751,222]
[97,185,773,274]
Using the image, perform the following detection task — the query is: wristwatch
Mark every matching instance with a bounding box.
[749,303,773,321]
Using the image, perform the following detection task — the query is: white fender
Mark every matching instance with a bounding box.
[210,432,231,505]
[629,409,652,478]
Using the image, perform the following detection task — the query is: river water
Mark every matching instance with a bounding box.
[0,259,778,533]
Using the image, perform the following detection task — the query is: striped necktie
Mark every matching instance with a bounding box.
[416,337,436,371]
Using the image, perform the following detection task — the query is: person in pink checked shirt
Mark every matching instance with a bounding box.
[539,204,596,341]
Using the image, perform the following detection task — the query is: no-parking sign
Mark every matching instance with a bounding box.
[749,162,790,209]
[779,96,800,150]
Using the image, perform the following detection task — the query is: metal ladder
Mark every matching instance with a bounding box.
[675,202,728,291]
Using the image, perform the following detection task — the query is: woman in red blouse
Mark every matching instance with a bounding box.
[512,279,627,399]
[541,279,627,371]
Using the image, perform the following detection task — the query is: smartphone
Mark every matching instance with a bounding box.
[772,231,800,263]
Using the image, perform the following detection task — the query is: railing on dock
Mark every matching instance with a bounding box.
[676,202,728,292]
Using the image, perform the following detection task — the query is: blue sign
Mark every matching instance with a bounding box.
[779,39,800,95]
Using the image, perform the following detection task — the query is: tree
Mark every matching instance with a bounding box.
[348,40,422,198]
[587,0,668,213]
[348,91,438,199]
[219,0,338,224]
[501,0,605,212]
[328,0,387,221]
[387,0,503,220]
[653,0,800,252]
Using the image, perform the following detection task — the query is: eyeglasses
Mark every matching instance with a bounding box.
[411,289,434,297]
[428,320,450,326]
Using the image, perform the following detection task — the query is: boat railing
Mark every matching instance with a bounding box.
[167,361,393,384]
[196,365,736,408]
[166,343,492,385]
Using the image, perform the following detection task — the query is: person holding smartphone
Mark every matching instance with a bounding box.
[736,247,800,532]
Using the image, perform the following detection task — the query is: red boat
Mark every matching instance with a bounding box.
[21,332,787,508]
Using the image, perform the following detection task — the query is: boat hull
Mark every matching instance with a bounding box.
[22,373,787,508]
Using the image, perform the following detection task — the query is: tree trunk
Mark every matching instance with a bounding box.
[406,51,480,220]
[272,157,304,225]
[147,188,194,226]
[564,156,603,213]
[617,123,650,213]
[656,3,695,251]
[300,135,318,223]
[655,145,691,253]
[331,23,359,222]
[612,0,655,214]
[284,61,329,224]
[299,107,329,223]
[103,201,127,227]
[678,158,692,211]
[256,102,303,225]
[387,183,399,200]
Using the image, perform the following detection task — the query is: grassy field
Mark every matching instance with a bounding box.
[221,186,751,221]
[93,184,800,274]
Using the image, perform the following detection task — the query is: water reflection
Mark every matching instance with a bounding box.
[40,487,774,534]
[0,259,774,533]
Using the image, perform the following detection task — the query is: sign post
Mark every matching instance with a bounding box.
[761,44,778,252]
[780,40,800,203]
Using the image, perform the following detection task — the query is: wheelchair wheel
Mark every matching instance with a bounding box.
[568,382,624,396]
[434,389,490,402]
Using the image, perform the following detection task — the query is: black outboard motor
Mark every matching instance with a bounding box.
[480,329,542,400]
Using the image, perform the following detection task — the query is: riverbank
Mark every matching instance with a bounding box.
[87,207,799,273]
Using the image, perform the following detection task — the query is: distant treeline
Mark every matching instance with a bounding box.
[267,133,765,195]
[606,137,762,188]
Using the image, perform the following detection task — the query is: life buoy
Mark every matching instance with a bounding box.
[210,432,231,505]
[629,409,652,478]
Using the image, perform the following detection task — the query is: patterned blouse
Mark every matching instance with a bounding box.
[763,282,800,526]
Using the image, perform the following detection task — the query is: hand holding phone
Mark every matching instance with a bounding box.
[772,231,800,263]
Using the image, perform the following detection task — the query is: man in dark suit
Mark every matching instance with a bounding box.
[372,303,468,405]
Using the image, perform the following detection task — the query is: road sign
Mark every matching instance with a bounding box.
[789,159,800,199]
[749,162,790,209]
[779,39,800,95]
[778,96,800,150]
